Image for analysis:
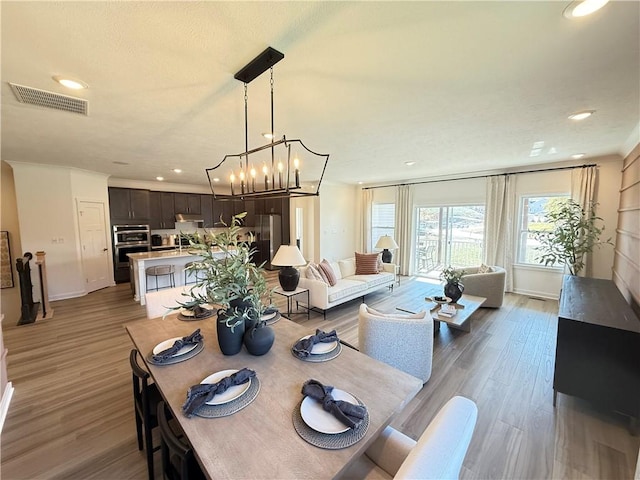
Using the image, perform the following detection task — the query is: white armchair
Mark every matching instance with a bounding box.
[342,396,478,479]
[358,304,433,383]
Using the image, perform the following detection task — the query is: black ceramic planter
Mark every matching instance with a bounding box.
[216,310,245,355]
[244,323,275,356]
[444,282,464,303]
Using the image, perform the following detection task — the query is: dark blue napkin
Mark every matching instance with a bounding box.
[301,379,366,429]
[152,329,203,363]
[292,329,338,358]
[182,368,256,417]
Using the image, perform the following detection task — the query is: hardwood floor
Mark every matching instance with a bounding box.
[2,275,638,479]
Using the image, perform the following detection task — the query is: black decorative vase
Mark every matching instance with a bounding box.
[216,309,245,355]
[243,323,275,356]
[444,282,464,303]
[278,266,300,291]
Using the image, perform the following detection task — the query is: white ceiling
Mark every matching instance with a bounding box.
[2,1,639,190]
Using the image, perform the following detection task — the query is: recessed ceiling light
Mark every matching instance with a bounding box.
[563,0,609,19]
[568,110,595,120]
[571,153,586,159]
[52,75,88,90]
[156,176,164,181]
[357,181,363,185]
[173,168,182,173]
[213,178,220,182]
[405,161,416,166]
[262,132,275,140]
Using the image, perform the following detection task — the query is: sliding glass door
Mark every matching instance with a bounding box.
[415,205,485,275]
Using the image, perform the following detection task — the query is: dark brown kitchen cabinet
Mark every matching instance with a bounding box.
[108,187,150,223]
[200,195,214,228]
[174,193,201,215]
[149,192,176,229]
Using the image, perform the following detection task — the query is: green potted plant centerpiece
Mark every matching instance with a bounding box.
[183,212,275,356]
[440,266,466,303]
[533,199,612,276]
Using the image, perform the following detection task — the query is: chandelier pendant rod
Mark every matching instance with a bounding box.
[270,67,275,191]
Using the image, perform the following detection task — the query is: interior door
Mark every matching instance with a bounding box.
[78,200,111,292]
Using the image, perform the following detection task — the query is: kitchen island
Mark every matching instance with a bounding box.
[128,248,222,305]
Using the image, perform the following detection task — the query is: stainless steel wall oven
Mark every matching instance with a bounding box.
[113,225,150,283]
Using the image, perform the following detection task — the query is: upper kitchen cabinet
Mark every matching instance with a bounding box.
[150,191,176,229]
[200,195,214,228]
[108,188,150,223]
[174,193,201,215]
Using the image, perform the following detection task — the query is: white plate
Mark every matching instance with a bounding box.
[300,335,338,355]
[153,337,198,357]
[300,388,357,434]
[201,369,251,405]
[261,311,277,321]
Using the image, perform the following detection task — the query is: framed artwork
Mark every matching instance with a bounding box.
[1,231,14,288]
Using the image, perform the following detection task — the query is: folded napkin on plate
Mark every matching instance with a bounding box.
[261,307,278,318]
[292,329,338,358]
[182,368,256,417]
[152,329,203,363]
[301,379,366,429]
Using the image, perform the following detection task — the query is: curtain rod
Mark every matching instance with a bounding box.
[362,163,598,190]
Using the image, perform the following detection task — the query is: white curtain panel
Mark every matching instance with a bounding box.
[361,188,373,252]
[484,175,516,291]
[395,185,414,275]
[571,165,598,277]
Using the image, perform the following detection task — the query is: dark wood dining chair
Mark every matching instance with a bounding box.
[130,348,162,480]
[157,401,206,480]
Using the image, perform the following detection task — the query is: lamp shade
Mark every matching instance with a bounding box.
[375,235,399,250]
[271,245,306,267]
[271,245,306,291]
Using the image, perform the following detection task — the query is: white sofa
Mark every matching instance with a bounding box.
[298,258,395,316]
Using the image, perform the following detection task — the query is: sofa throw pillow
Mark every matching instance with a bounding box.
[329,261,343,281]
[478,263,492,274]
[338,258,356,278]
[319,259,338,286]
[306,263,324,281]
[355,252,380,275]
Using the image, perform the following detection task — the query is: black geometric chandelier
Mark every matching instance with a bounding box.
[206,47,329,200]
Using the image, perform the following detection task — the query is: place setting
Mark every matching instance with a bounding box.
[182,367,260,418]
[291,329,341,362]
[178,304,216,321]
[292,379,369,449]
[147,329,204,366]
[261,306,281,326]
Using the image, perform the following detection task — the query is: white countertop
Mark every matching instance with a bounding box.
[128,248,228,261]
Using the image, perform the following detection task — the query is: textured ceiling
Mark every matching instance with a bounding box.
[2,1,639,189]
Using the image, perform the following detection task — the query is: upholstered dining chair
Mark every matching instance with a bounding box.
[130,349,162,480]
[342,396,478,479]
[157,401,206,480]
[358,304,433,383]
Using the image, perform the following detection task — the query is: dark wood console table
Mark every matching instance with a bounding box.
[554,275,640,433]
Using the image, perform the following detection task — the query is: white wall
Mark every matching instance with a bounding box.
[9,162,111,301]
[318,184,359,261]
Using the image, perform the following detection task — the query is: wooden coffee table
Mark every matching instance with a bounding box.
[399,293,486,333]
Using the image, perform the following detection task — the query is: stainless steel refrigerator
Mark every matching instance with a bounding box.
[252,214,282,270]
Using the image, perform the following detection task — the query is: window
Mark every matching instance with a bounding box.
[372,203,395,247]
[415,205,485,274]
[517,195,569,266]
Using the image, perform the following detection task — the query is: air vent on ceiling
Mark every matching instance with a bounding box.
[9,83,88,115]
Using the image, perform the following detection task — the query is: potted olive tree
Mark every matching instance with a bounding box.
[534,199,611,276]
[184,212,274,355]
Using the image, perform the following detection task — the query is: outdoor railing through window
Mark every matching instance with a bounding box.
[416,239,484,273]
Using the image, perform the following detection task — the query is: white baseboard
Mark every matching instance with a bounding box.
[0,382,14,432]
[512,288,559,301]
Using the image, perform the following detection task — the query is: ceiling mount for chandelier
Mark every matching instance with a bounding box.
[206,47,329,201]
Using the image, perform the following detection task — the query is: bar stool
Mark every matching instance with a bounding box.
[146,265,175,292]
[184,262,198,285]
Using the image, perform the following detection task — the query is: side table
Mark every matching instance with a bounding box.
[272,286,310,320]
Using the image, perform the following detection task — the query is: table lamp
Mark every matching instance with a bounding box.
[375,235,399,263]
[271,245,307,291]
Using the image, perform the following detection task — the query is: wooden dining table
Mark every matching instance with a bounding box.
[126,314,423,479]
